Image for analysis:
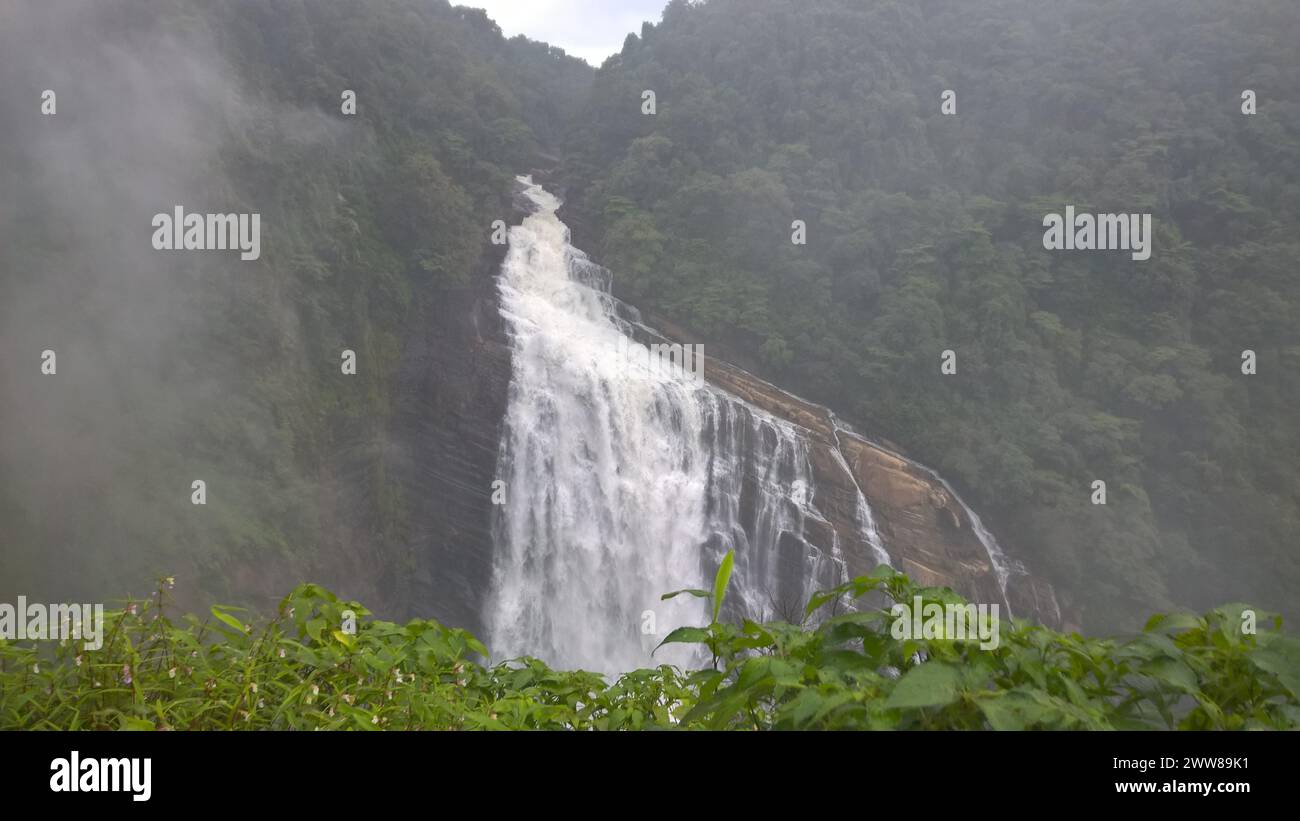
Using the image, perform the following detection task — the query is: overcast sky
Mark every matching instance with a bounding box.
[464,0,667,65]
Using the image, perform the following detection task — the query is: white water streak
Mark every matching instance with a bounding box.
[485,177,854,675]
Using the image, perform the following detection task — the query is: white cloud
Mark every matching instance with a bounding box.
[464,0,665,65]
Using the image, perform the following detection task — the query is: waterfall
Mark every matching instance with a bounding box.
[826,407,1027,615]
[828,416,892,569]
[484,177,859,675]
[903,460,1025,616]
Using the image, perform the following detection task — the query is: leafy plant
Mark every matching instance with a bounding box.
[4,568,1296,730]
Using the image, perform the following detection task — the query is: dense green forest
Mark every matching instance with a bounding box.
[559,0,1300,631]
[0,0,589,607]
[2,0,1297,647]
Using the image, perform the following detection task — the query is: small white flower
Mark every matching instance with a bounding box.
[371,714,379,724]
[278,648,286,658]
[168,667,177,679]
[250,682,258,693]
[32,663,39,674]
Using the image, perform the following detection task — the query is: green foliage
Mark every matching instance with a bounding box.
[377,152,479,286]
[0,0,593,608]
[563,0,1300,630]
[5,0,1296,650]
[4,570,1296,730]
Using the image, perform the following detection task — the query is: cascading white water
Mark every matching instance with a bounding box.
[872,440,1026,615]
[828,413,1025,615]
[828,417,892,570]
[485,177,859,675]
[694,391,848,626]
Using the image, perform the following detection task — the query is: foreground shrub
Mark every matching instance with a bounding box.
[2,563,1297,730]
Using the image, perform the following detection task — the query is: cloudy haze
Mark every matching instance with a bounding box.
[464,0,666,64]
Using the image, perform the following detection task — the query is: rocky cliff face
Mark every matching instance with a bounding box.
[197,248,514,632]
[641,313,1070,629]
[380,251,513,635]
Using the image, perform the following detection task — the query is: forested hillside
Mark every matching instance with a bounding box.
[3,0,1297,636]
[0,0,590,608]
[559,0,1300,630]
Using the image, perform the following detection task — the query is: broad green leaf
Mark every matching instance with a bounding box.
[712,549,734,624]
[305,618,326,643]
[210,606,247,634]
[1142,658,1199,693]
[653,626,710,655]
[1250,649,1300,699]
[978,689,1060,730]
[660,588,709,601]
[884,661,961,710]
[1143,611,1202,634]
